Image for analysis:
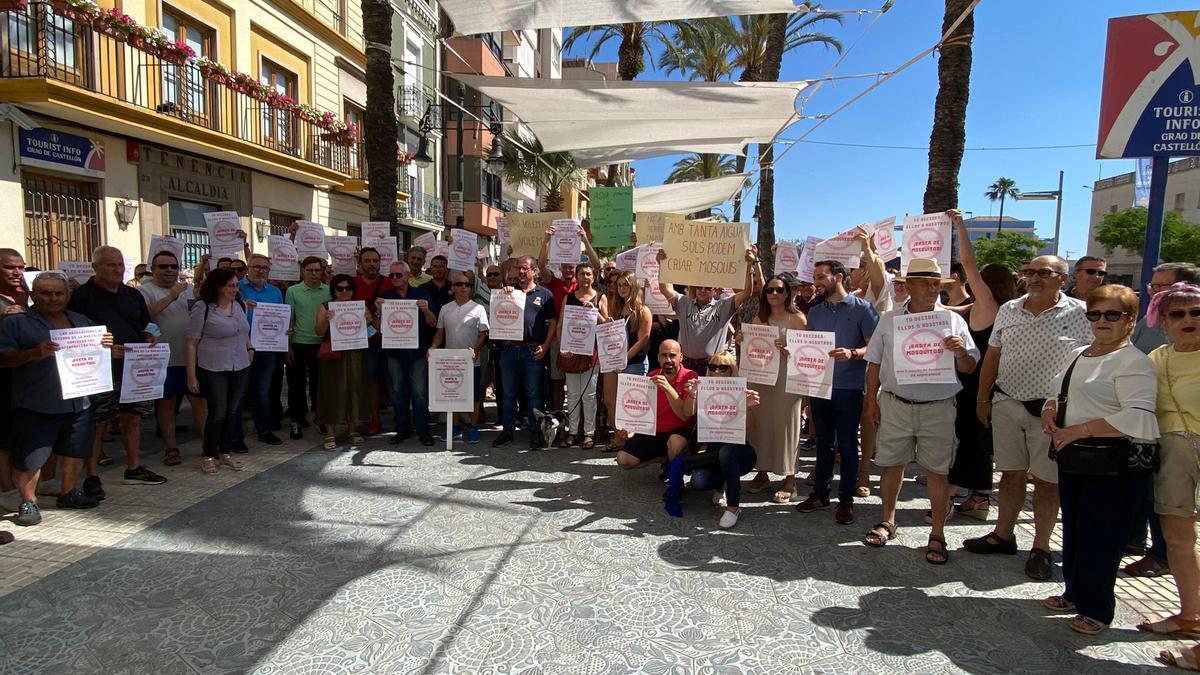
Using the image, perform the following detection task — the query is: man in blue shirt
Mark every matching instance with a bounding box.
[493,256,558,449]
[377,261,438,446]
[235,254,285,447]
[795,259,879,525]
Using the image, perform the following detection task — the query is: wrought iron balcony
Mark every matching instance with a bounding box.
[397,83,440,129]
[398,191,444,226]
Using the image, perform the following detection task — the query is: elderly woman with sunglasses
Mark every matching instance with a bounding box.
[1133,283,1200,670]
[313,274,372,451]
[1040,284,1159,636]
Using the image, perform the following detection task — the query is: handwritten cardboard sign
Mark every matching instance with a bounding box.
[590,186,634,247]
[635,212,681,245]
[505,212,566,260]
[660,219,749,289]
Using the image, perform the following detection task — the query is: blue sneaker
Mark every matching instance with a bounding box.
[436,426,464,442]
[466,427,480,444]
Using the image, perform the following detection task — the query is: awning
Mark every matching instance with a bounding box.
[451,74,804,154]
[442,0,799,35]
[633,173,749,215]
[572,139,758,168]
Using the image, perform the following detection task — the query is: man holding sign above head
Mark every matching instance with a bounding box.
[862,258,978,564]
[493,256,557,450]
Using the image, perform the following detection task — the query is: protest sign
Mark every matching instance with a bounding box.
[429,349,474,413]
[496,217,511,261]
[636,244,674,316]
[489,289,526,341]
[590,186,634,247]
[361,221,390,244]
[50,326,112,398]
[326,235,358,276]
[615,373,656,436]
[148,234,185,265]
[123,255,138,282]
[893,311,956,385]
[561,305,598,355]
[697,376,747,444]
[549,219,582,266]
[774,241,802,276]
[505,212,565,260]
[448,229,478,271]
[375,237,398,272]
[119,343,169,403]
[596,319,628,373]
[635,212,679,245]
[813,227,862,269]
[796,236,821,283]
[267,235,300,281]
[901,213,952,275]
[295,221,326,259]
[328,300,368,351]
[785,330,835,399]
[873,217,898,261]
[739,323,781,386]
[250,302,291,352]
[433,240,451,262]
[203,211,243,260]
[57,261,94,286]
[615,245,641,272]
[660,219,749,289]
[381,299,420,349]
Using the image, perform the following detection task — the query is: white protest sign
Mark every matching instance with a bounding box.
[549,219,582,266]
[596,319,628,373]
[893,311,957,385]
[413,231,437,252]
[873,217,898,262]
[329,300,368,351]
[267,235,300,281]
[50,326,112,398]
[294,221,326,259]
[250,302,291,352]
[57,261,94,286]
[381,299,420,349]
[635,243,661,283]
[697,376,747,444]
[489,289,526,341]
[326,235,358,276]
[774,241,802,276]
[813,227,862,269]
[796,236,822,283]
[615,245,641,272]
[901,213,952,275]
[203,211,244,260]
[148,234,185,265]
[496,218,511,261]
[432,240,451,263]
[785,329,835,399]
[123,255,138,283]
[374,236,398,272]
[615,373,656,436]
[428,349,474,413]
[739,323,781,386]
[560,305,598,355]
[361,221,390,244]
[448,229,478,271]
[119,343,169,403]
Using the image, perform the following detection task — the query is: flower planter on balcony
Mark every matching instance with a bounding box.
[1,0,29,12]
[198,65,228,85]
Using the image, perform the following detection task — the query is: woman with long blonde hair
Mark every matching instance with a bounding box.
[602,271,652,448]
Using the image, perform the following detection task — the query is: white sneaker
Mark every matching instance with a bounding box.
[36,479,62,497]
[0,489,19,513]
[718,508,740,529]
[711,490,727,507]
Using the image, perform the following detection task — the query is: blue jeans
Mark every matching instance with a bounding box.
[500,345,545,433]
[234,352,276,439]
[387,355,429,438]
[690,444,758,507]
[812,388,864,504]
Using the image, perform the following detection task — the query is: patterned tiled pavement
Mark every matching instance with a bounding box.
[0,422,1190,674]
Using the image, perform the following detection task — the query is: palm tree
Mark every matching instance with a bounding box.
[984,177,1020,235]
[563,21,690,81]
[500,133,578,213]
[665,152,737,219]
[922,0,975,215]
[362,0,398,228]
[657,18,734,82]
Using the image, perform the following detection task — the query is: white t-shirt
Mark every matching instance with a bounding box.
[1054,344,1159,442]
[859,273,894,315]
[138,282,194,367]
[437,300,490,365]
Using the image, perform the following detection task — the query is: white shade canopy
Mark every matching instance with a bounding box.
[452,74,804,154]
[443,0,799,36]
[572,140,758,168]
[633,173,750,215]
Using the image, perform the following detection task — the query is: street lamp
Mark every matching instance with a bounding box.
[1013,169,1064,255]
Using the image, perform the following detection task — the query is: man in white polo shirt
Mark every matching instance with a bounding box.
[965,255,1091,580]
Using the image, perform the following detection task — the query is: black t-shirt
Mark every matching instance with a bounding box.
[67,279,150,345]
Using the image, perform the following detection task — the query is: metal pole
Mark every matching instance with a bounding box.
[1138,156,1169,318]
[456,83,465,230]
[1051,169,1064,256]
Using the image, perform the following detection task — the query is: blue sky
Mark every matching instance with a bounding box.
[562,1,1191,260]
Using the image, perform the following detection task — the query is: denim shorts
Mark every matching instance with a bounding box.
[365,342,387,379]
[622,358,647,376]
[13,406,95,472]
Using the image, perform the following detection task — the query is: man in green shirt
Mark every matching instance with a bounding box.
[284,257,329,439]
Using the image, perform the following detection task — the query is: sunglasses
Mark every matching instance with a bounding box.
[1018,269,1058,279]
[1167,308,1200,320]
[155,264,179,270]
[707,364,732,373]
[334,285,353,292]
[249,265,270,271]
[486,272,500,277]
[452,282,472,288]
[1085,310,1128,322]
[389,273,407,279]
[1078,268,1107,277]
[764,286,788,295]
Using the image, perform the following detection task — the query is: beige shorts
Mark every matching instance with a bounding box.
[992,398,1058,484]
[874,393,957,475]
[1155,432,1200,518]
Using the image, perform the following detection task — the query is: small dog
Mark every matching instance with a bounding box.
[533,409,569,449]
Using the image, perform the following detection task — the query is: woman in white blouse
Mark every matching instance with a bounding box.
[1039,284,1159,636]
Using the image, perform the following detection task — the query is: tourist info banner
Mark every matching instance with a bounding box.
[488,289,526,341]
[429,349,475,413]
[51,326,112,399]
[328,300,368,351]
[785,330,835,399]
[250,303,291,352]
[893,311,956,385]
[381,300,420,349]
[119,343,169,403]
[616,373,656,436]
[697,376,747,444]
[739,323,781,386]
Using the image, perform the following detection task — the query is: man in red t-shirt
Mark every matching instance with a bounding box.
[615,340,697,470]
[354,247,389,434]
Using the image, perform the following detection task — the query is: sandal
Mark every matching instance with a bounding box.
[1025,548,1054,581]
[962,532,1018,556]
[745,474,771,494]
[772,485,796,504]
[349,433,365,446]
[1124,555,1171,578]
[1043,595,1076,613]
[580,436,595,450]
[200,457,218,474]
[955,494,991,520]
[925,535,949,565]
[164,448,182,466]
[1069,614,1108,636]
[855,484,870,498]
[1138,615,1200,638]
[97,453,114,467]
[323,436,337,451]
[864,521,897,547]
[1158,645,1200,671]
[559,435,576,449]
[218,454,244,471]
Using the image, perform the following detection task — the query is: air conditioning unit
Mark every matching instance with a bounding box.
[502,44,520,63]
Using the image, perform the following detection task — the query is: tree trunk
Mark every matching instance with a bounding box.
[754,14,788,275]
[922,0,974,215]
[363,0,398,229]
[996,196,1005,236]
[616,27,643,81]
[731,148,748,221]
[545,188,563,212]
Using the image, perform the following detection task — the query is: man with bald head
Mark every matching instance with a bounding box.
[615,340,698,468]
[967,254,1092,580]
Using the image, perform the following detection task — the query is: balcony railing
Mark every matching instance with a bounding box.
[398,191,444,226]
[1,4,361,178]
[397,83,440,128]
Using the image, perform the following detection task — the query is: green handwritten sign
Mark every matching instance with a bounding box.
[589,186,634,248]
